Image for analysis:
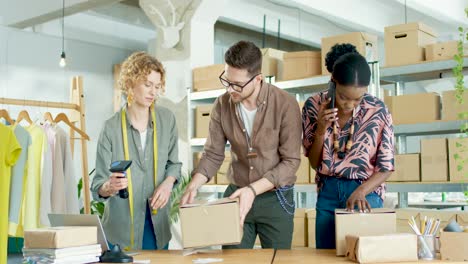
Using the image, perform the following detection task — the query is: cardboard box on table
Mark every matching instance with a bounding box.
[180,198,242,248]
[346,233,418,263]
[335,209,396,256]
[24,226,97,249]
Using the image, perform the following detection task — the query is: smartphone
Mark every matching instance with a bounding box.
[327,81,336,109]
[109,160,132,173]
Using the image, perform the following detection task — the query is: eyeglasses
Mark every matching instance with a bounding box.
[219,70,260,93]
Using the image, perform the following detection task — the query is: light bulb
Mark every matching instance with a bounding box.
[59,51,66,67]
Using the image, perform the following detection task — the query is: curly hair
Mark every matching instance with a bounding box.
[324,43,358,73]
[118,51,166,99]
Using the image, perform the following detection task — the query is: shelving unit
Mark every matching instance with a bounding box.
[189,58,468,209]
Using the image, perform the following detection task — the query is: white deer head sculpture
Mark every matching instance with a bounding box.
[148,0,185,49]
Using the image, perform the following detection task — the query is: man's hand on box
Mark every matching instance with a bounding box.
[229,186,256,227]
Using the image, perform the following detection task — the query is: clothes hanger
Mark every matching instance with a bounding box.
[54,112,90,140]
[43,112,55,124]
[15,110,33,125]
[0,109,15,125]
[0,109,14,124]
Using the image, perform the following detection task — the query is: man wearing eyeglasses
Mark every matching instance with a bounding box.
[181,41,302,249]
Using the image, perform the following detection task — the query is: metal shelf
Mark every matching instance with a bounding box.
[191,89,226,101]
[199,182,467,193]
[190,75,330,101]
[394,120,465,136]
[380,58,468,83]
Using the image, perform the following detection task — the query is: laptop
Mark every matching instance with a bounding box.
[48,214,109,252]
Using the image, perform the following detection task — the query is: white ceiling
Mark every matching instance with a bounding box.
[0,0,466,51]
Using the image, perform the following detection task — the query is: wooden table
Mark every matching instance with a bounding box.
[133,249,274,263]
[274,248,453,264]
[111,248,455,263]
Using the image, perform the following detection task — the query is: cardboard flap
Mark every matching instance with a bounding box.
[345,235,359,262]
[385,22,437,37]
[335,208,396,214]
[180,198,238,208]
[284,51,321,59]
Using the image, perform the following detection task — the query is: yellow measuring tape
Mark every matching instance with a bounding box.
[121,105,158,249]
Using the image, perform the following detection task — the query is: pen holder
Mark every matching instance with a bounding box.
[417,235,436,260]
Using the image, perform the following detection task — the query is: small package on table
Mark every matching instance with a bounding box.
[24,226,97,249]
[346,234,418,263]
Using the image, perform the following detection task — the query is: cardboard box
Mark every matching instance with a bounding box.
[192,64,225,92]
[396,209,421,233]
[385,93,440,124]
[448,138,468,182]
[388,154,420,182]
[261,48,285,80]
[283,51,321,80]
[420,138,448,182]
[335,209,396,256]
[216,152,231,185]
[180,198,242,248]
[425,41,459,61]
[307,209,316,248]
[419,211,457,236]
[321,32,378,74]
[384,22,437,67]
[297,154,310,184]
[440,230,468,261]
[346,234,418,263]
[195,105,212,138]
[292,208,308,247]
[457,212,468,227]
[442,90,468,121]
[24,227,97,249]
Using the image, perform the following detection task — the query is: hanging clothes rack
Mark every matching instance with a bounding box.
[0,76,91,214]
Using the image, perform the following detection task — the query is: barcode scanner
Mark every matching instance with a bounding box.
[109,160,132,199]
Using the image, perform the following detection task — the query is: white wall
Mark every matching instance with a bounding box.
[0,25,133,203]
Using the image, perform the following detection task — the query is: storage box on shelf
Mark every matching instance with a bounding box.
[261,48,285,81]
[195,104,213,138]
[442,90,468,121]
[448,138,468,182]
[192,64,225,92]
[420,138,448,182]
[321,32,378,74]
[384,22,437,67]
[425,41,459,61]
[388,154,420,182]
[283,51,321,81]
[384,93,440,124]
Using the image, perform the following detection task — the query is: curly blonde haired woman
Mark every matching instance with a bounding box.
[91,51,181,250]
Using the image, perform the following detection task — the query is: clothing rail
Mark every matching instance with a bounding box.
[0,76,91,214]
